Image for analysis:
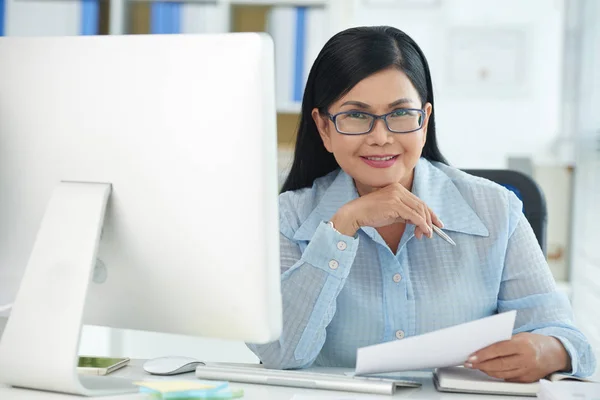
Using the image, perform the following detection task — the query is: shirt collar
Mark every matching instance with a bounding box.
[412,158,489,237]
[293,158,488,241]
[293,170,358,241]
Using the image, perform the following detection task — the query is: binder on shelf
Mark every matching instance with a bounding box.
[304,6,326,84]
[181,3,224,34]
[267,6,328,113]
[80,0,99,36]
[266,6,295,111]
[128,2,151,35]
[0,0,5,36]
[151,1,181,34]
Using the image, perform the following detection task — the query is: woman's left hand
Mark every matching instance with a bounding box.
[465,333,572,383]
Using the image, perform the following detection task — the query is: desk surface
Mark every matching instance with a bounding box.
[0,359,534,400]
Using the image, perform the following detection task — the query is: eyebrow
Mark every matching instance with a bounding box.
[339,98,415,109]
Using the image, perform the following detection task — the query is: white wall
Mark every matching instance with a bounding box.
[569,0,600,379]
[116,329,259,363]
[355,0,565,169]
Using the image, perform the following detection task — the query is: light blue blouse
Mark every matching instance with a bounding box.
[247,158,596,377]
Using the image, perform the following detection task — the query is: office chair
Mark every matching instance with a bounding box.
[463,169,548,257]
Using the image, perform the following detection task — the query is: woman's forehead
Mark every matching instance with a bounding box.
[335,68,420,107]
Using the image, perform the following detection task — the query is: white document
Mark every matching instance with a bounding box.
[538,380,600,400]
[291,395,411,400]
[355,311,516,375]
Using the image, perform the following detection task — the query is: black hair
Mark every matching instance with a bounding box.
[281,26,448,193]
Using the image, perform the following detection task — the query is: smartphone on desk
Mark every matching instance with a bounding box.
[77,356,130,376]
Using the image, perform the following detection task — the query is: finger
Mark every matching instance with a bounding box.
[397,190,433,236]
[424,206,433,238]
[399,198,430,236]
[405,191,433,223]
[393,217,407,224]
[469,340,520,364]
[415,227,423,239]
[429,207,444,228]
[480,368,524,381]
[395,201,429,233]
[469,354,522,373]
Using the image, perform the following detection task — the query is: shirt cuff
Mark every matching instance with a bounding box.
[550,335,578,376]
[533,327,579,376]
[300,221,359,280]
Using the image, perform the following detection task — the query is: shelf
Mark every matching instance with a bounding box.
[229,0,326,6]
[126,0,217,2]
[125,0,326,5]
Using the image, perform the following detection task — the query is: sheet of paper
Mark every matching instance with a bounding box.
[538,380,600,400]
[291,394,416,400]
[355,310,516,375]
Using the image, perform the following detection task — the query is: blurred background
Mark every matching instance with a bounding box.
[0,0,598,373]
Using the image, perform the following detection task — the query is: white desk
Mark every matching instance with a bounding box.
[0,359,534,400]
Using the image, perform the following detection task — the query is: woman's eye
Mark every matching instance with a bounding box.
[348,112,367,119]
[391,109,409,117]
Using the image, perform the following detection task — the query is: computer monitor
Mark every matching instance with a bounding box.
[0,33,282,396]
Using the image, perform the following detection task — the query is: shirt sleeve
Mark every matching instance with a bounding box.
[498,193,597,377]
[246,221,359,369]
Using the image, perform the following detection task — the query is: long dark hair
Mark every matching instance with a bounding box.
[281,26,448,193]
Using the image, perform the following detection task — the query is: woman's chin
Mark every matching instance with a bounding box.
[354,177,398,193]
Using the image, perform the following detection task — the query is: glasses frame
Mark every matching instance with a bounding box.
[327,108,426,135]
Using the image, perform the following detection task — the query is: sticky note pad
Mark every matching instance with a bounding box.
[134,380,229,399]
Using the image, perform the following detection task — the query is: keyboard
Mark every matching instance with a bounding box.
[195,363,421,395]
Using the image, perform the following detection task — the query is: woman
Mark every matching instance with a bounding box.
[247,26,596,382]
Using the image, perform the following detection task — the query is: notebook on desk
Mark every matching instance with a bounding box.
[194,363,421,395]
[434,366,593,397]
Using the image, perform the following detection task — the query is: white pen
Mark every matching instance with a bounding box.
[432,225,456,246]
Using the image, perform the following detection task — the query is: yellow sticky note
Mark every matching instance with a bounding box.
[133,381,219,393]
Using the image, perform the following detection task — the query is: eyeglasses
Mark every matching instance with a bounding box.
[327,108,426,135]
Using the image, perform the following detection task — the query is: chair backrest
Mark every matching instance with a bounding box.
[462,169,548,257]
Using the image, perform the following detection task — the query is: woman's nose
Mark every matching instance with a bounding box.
[367,118,392,146]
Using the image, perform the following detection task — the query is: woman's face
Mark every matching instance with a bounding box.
[312,67,432,195]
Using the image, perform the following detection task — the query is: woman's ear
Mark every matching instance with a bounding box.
[312,108,333,153]
[421,102,433,146]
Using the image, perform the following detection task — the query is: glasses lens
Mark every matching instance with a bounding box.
[335,112,373,134]
[386,109,423,132]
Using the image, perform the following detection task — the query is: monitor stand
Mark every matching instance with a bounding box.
[0,182,138,396]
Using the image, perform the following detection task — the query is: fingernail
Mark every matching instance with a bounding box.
[464,363,473,369]
[468,356,478,363]
[438,219,445,228]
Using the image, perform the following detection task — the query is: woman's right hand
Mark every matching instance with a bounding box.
[329,183,443,238]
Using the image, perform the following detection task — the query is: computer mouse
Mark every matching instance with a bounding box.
[143,356,204,375]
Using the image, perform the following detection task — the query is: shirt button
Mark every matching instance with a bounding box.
[328,260,339,270]
[392,273,402,283]
[395,330,405,340]
[336,241,347,251]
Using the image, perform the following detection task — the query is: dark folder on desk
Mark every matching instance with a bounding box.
[195,364,421,395]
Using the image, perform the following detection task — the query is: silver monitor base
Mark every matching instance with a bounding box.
[0,182,135,396]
